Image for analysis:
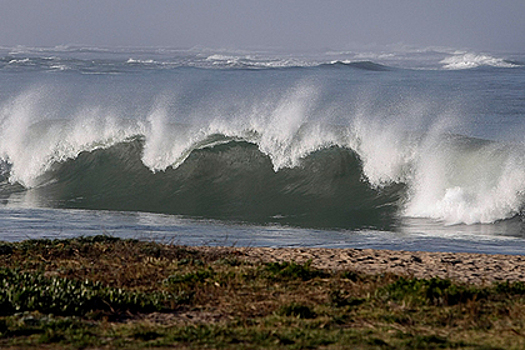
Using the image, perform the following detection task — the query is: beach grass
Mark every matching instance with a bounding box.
[1,236,525,349]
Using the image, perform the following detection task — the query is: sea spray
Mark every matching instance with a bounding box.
[0,87,141,187]
[404,138,525,224]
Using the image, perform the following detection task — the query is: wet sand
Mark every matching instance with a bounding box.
[195,246,525,285]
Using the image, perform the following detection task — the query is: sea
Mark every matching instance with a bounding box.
[0,45,524,255]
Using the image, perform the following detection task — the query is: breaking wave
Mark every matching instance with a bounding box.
[1,96,525,229]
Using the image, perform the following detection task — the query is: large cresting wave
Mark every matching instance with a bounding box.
[1,71,525,230]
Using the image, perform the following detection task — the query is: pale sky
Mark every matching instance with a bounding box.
[0,0,524,52]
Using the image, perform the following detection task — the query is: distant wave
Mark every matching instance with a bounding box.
[440,53,523,70]
[1,45,523,72]
[319,60,393,71]
[0,55,395,72]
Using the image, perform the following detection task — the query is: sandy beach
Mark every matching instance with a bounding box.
[195,246,525,285]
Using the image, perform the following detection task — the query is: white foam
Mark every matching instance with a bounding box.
[403,138,525,225]
[126,58,155,64]
[49,65,69,71]
[441,53,519,70]
[205,54,236,61]
[7,58,31,65]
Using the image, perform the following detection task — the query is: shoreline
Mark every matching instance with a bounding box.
[3,235,524,285]
[194,246,525,285]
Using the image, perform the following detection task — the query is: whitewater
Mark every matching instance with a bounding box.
[0,45,525,254]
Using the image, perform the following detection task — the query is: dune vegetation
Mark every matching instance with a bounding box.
[0,236,524,349]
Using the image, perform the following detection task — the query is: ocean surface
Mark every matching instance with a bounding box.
[1,45,525,254]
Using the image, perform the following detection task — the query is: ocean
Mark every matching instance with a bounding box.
[0,45,524,254]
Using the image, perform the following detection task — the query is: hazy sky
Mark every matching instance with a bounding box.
[0,1,524,52]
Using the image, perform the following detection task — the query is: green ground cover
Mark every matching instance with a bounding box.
[0,235,524,349]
